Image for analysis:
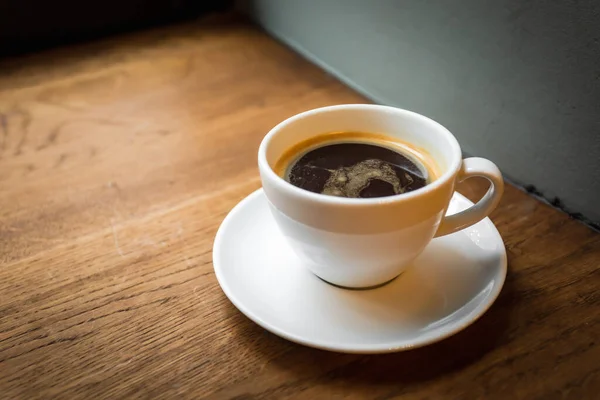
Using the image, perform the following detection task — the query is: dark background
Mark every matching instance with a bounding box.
[0,0,231,57]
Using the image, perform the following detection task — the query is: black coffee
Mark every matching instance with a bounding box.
[285,142,429,198]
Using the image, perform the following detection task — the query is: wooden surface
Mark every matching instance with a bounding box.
[1,14,599,400]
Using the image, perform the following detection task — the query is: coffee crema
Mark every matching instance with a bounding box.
[274,132,439,199]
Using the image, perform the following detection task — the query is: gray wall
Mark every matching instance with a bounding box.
[244,0,600,224]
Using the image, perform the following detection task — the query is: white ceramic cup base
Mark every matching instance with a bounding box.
[213,189,507,354]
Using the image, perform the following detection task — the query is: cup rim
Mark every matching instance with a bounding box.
[258,104,462,206]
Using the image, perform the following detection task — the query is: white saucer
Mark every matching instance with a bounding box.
[213,189,507,354]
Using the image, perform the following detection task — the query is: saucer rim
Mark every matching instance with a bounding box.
[213,189,507,354]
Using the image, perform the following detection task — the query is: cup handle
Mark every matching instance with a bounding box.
[434,157,504,238]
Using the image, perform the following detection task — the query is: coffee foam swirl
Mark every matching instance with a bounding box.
[320,159,412,197]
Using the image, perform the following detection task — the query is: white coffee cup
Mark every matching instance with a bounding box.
[258,104,503,288]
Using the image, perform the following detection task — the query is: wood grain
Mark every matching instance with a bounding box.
[1,14,599,400]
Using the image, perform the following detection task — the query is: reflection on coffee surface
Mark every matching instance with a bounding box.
[278,134,434,199]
